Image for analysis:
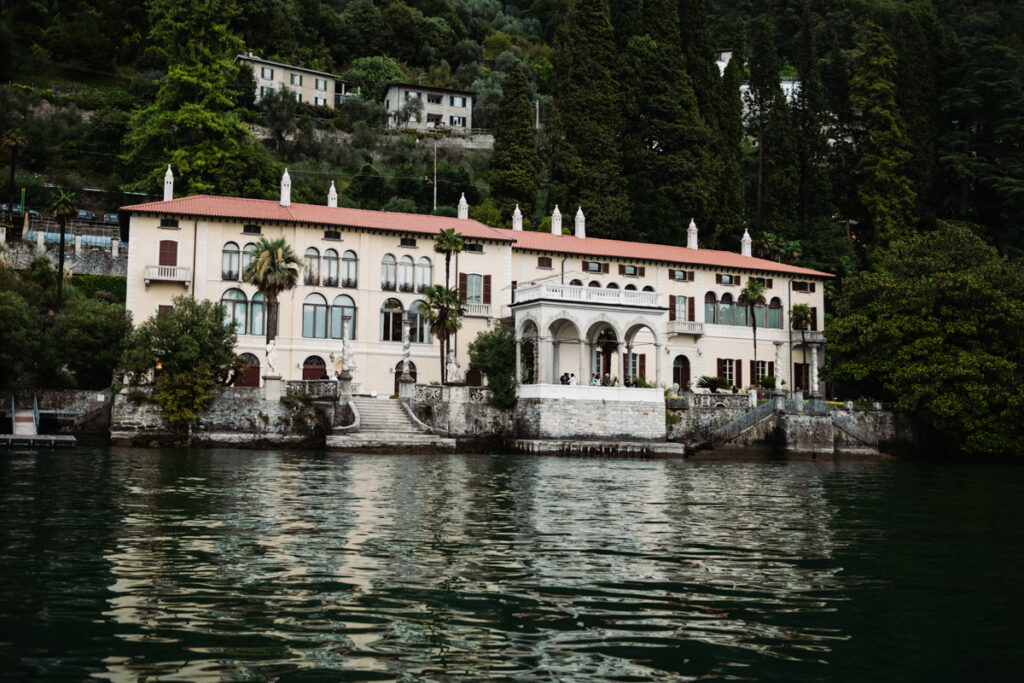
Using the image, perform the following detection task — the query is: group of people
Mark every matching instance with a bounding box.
[558,373,579,385]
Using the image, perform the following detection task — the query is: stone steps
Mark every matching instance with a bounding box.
[326,430,456,452]
[350,397,417,432]
[14,410,35,436]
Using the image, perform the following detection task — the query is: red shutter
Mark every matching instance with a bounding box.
[768,278,773,288]
[750,360,755,385]
[811,307,818,330]
[639,266,645,276]
[582,260,589,271]
[618,264,625,275]
[639,354,646,379]
[158,240,177,266]
[688,297,695,321]
[669,295,676,321]
[716,274,722,284]
[602,263,609,274]
[735,276,742,286]
[717,358,725,378]
[769,361,775,378]
[735,360,742,388]
[459,272,467,301]
[158,305,173,317]
[810,283,816,293]
[483,274,491,304]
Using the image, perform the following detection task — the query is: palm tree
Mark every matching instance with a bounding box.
[433,227,464,289]
[49,188,76,308]
[2,130,27,222]
[790,303,813,389]
[738,279,766,384]
[242,237,301,345]
[424,284,464,384]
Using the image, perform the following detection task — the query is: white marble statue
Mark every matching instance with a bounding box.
[265,340,277,375]
[446,349,462,382]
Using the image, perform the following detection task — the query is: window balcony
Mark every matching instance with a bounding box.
[464,302,491,318]
[791,329,826,344]
[304,275,319,286]
[144,265,191,289]
[398,282,415,293]
[323,277,338,287]
[342,277,358,288]
[513,282,661,308]
[668,321,704,335]
[222,270,238,281]
[381,280,396,291]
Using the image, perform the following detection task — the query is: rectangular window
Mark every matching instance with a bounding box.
[159,218,179,229]
[158,305,173,318]
[405,90,421,101]
[671,269,693,281]
[450,95,467,107]
[427,93,442,104]
[314,96,327,106]
[261,67,274,80]
[290,73,302,86]
[294,92,302,103]
[465,273,483,304]
[400,237,416,248]
[754,360,769,383]
[315,77,328,91]
[587,261,601,272]
[719,274,739,286]
[674,296,689,321]
[324,230,341,240]
[793,280,814,292]
[719,358,735,386]
[449,115,467,127]
[464,243,483,253]
[538,256,552,269]
[243,224,262,234]
[158,240,177,266]
[259,86,272,98]
[751,276,773,288]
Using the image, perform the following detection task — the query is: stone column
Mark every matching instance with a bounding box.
[625,344,634,383]
[74,233,82,256]
[552,340,561,383]
[337,315,353,396]
[538,335,552,384]
[263,375,283,401]
[578,338,587,384]
[111,238,119,259]
[616,342,625,384]
[655,342,664,387]
[774,341,784,392]
[36,228,45,254]
[515,338,522,383]
[810,344,820,396]
[398,316,415,403]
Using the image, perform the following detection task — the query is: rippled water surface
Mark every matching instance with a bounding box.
[2,449,1023,681]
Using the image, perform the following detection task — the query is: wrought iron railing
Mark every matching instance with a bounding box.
[833,411,878,447]
[323,277,338,287]
[711,399,776,444]
[342,277,358,288]
[398,282,415,293]
[381,280,396,291]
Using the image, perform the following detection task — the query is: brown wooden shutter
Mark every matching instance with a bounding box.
[483,274,491,304]
[639,354,646,379]
[158,305,173,317]
[735,276,742,286]
[688,297,695,321]
[716,273,722,284]
[669,295,676,321]
[811,307,818,330]
[767,278,773,288]
[639,266,645,276]
[582,259,589,271]
[735,360,742,388]
[459,272,467,301]
[158,240,177,266]
[717,358,725,377]
[750,360,755,385]
[769,361,775,378]
[810,282,816,293]
[602,263,609,274]
[538,256,551,268]
[618,264,625,275]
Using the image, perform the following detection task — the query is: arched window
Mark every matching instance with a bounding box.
[409,299,431,343]
[250,293,266,336]
[236,353,260,387]
[381,254,397,290]
[398,255,415,291]
[330,294,356,339]
[304,247,320,286]
[624,284,637,290]
[720,293,735,326]
[343,250,358,287]
[606,282,619,289]
[416,257,432,292]
[302,293,328,338]
[380,298,403,341]
[570,279,583,286]
[222,242,240,280]
[767,297,783,329]
[642,285,655,292]
[324,249,339,286]
[588,280,601,288]
[704,292,718,324]
[221,288,247,333]
[302,355,326,380]
[242,243,257,274]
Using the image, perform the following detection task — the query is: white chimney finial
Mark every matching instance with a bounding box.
[574,206,586,239]
[741,228,752,257]
[687,218,698,249]
[328,181,338,208]
[280,168,291,207]
[163,165,174,202]
[512,204,523,231]
[551,205,562,236]
[457,192,468,219]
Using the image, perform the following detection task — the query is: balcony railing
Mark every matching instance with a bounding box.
[342,277,358,288]
[304,274,319,286]
[398,282,415,293]
[144,265,192,287]
[668,320,704,335]
[464,302,491,318]
[513,282,661,308]
[381,280,396,291]
[222,270,239,281]
[791,329,826,344]
[323,276,338,287]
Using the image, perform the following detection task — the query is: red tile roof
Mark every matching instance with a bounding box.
[125,195,831,277]
[124,195,513,242]
[496,228,833,278]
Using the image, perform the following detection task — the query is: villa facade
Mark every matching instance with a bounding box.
[383,83,474,131]
[123,169,830,396]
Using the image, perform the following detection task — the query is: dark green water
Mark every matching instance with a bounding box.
[1,449,1022,681]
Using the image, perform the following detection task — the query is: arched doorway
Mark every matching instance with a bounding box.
[394,360,416,395]
[465,368,482,386]
[672,355,691,391]
[302,355,327,380]
[237,353,260,387]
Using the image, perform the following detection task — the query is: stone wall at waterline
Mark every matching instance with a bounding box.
[514,385,666,441]
[413,384,514,439]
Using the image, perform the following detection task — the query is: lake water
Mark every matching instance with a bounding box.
[1,449,1022,681]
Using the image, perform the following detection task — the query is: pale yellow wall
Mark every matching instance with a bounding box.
[244,59,336,108]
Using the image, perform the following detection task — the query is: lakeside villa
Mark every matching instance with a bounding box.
[123,168,830,398]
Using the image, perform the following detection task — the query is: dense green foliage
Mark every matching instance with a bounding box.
[489,62,540,225]
[825,224,1024,457]
[242,237,301,344]
[468,324,517,408]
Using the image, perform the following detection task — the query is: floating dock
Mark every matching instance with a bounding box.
[0,434,77,448]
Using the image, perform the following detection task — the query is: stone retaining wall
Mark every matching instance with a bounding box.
[413,384,514,438]
[2,238,126,276]
[514,385,665,441]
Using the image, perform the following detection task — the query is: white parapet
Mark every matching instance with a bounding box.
[517,384,664,404]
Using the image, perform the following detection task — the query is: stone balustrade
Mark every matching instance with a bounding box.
[513,282,661,308]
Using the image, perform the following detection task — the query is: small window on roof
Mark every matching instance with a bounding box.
[243,224,262,234]
[400,237,417,248]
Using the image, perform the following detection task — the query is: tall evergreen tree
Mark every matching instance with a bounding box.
[792,1,832,236]
[710,53,746,249]
[745,15,798,239]
[850,22,915,251]
[549,0,631,239]
[490,62,541,225]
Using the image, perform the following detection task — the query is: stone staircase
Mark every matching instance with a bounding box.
[326,397,456,452]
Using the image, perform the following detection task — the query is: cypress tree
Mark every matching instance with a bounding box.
[851,22,915,251]
[745,15,798,239]
[792,0,832,237]
[710,53,745,249]
[549,0,631,239]
[490,62,541,226]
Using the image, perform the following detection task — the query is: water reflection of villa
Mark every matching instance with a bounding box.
[123,169,830,397]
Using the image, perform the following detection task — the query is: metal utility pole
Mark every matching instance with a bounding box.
[433,137,437,212]
[535,100,540,129]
